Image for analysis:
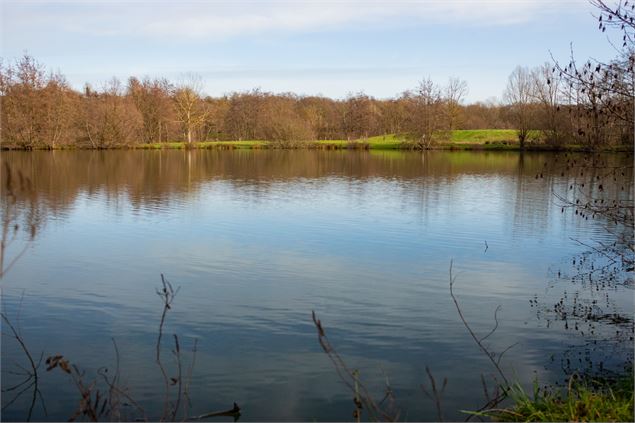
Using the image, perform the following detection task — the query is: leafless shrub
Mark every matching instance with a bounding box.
[311,310,399,421]
[420,366,447,422]
[402,78,448,149]
[2,274,237,422]
[542,154,633,271]
[449,261,512,388]
[0,307,46,421]
[310,259,524,421]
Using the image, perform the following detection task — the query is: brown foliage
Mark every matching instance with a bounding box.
[0,56,79,149]
[2,2,633,154]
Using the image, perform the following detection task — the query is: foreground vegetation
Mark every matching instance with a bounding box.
[483,370,634,422]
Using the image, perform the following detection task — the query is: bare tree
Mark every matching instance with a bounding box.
[531,63,566,144]
[77,78,142,148]
[444,77,469,130]
[550,1,634,147]
[342,92,381,140]
[259,93,315,144]
[128,77,176,143]
[173,74,208,144]
[405,78,447,148]
[0,55,78,149]
[223,89,266,141]
[201,96,230,141]
[504,66,534,149]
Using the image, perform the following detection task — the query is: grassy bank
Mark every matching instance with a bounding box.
[479,370,634,422]
[134,130,632,152]
[2,130,632,152]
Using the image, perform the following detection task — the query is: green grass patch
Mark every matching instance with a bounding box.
[315,135,405,150]
[366,130,525,149]
[314,139,347,147]
[450,129,518,144]
[365,134,406,149]
[475,371,634,422]
[130,135,623,152]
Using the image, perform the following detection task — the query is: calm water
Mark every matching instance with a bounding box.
[1,149,633,421]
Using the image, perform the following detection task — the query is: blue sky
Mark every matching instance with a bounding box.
[0,0,619,102]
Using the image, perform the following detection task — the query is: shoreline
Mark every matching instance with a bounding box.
[3,131,632,153]
[2,139,632,153]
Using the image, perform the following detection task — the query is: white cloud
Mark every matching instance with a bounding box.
[3,0,584,40]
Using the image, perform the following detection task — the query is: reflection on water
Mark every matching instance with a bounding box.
[1,150,633,421]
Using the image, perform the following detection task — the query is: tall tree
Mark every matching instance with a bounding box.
[531,63,565,144]
[0,55,77,148]
[173,74,208,144]
[504,66,534,149]
[405,78,446,148]
[444,77,469,130]
[128,77,175,143]
[342,92,380,140]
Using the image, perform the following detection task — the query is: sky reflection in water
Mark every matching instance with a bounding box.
[1,150,632,421]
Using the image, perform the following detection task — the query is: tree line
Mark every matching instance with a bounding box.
[0,63,494,149]
[1,2,632,150]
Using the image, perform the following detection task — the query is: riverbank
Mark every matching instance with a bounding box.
[484,367,634,422]
[2,130,632,152]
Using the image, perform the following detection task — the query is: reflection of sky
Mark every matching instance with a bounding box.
[1,152,633,421]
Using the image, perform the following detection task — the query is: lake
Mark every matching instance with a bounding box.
[1,149,633,421]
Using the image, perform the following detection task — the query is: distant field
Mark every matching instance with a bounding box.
[449,129,518,144]
[133,131,521,150]
[315,134,404,149]
[314,130,521,149]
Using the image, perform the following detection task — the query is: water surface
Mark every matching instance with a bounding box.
[1,149,632,421]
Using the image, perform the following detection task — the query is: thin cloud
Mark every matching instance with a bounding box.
[3,1,584,41]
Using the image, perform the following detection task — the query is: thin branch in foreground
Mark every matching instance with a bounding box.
[479,305,502,343]
[155,273,179,421]
[377,368,399,421]
[420,366,447,422]
[182,338,199,421]
[0,311,46,421]
[311,310,398,421]
[448,260,510,388]
[171,334,183,421]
